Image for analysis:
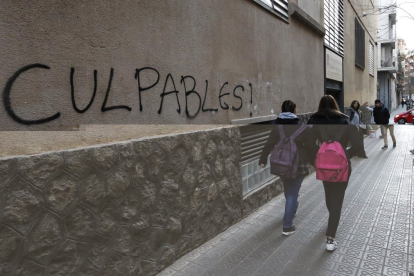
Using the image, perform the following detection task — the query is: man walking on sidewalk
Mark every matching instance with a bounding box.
[373,100,396,150]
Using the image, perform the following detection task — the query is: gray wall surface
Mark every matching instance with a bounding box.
[0,127,243,276]
[343,0,378,108]
[0,0,324,131]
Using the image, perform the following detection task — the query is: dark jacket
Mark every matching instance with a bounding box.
[259,116,315,176]
[373,105,390,124]
[307,111,363,164]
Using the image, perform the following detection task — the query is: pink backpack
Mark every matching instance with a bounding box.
[315,128,349,182]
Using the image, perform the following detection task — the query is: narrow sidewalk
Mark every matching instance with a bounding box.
[158,125,414,276]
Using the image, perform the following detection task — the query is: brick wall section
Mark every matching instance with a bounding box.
[0,127,242,276]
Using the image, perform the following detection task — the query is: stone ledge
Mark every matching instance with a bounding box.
[289,3,326,37]
[231,115,277,125]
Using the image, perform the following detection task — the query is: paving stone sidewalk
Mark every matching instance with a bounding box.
[158,125,414,276]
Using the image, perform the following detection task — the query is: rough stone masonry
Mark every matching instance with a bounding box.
[0,127,243,276]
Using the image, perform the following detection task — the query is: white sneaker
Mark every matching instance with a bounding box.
[326,239,337,251]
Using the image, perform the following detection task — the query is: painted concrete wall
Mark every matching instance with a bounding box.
[298,0,324,25]
[0,0,324,132]
[391,77,397,110]
[377,0,397,41]
[343,0,379,109]
[0,125,225,158]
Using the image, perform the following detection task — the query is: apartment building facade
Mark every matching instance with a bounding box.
[324,0,379,112]
[377,0,398,110]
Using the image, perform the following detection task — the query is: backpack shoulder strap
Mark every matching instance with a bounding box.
[290,125,309,140]
[318,125,328,143]
[277,124,286,139]
[318,125,347,143]
[334,125,348,141]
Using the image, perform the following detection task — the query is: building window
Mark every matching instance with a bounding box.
[369,42,374,76]
[355,18,365,69]
[324,0,344,55]
[253,0,289,21]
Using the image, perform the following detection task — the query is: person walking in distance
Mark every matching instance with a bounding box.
[307,95,362,251]
[259,100,315,236]
[346,100,368,158]
[373,100,396,150]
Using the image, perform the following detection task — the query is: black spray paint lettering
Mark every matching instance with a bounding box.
[249,83,253,104]
[202,80,218,112]
[249,83,253,117]
[101,68,132,112]
[219,82,230,110]
[181,76,201,118]
[232,85,244,111]
[2,63,61,125]
[135,67,160,112]
[3,64,256,125]
[70,68,97,113]
[158,73,181,114]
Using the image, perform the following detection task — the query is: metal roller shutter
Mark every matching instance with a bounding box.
[355,18,366,69]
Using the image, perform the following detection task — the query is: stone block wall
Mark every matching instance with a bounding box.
[0,127,242,276]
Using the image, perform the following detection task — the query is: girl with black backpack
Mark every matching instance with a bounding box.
[307,95,362,251]
[259,100,316,236]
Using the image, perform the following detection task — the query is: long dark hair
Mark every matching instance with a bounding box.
[317,95,342,115]
[350,100,360,111]
[281,100,296,113]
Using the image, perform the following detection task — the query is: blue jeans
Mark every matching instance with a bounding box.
[280,176,305,228]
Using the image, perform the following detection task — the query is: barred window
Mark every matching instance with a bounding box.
[324,0,344,55]
[369,42,374,76]
[254,0,289,21]
[355,18,365,69]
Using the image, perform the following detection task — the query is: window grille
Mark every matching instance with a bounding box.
[255,0,289,20]
[324,0,344,55]
[369,42,374,75]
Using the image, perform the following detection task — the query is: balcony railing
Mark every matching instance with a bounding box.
[381,59,395,68]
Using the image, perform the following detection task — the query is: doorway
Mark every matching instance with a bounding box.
[326,79,344,112]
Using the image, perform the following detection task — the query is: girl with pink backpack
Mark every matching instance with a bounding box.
[307,95,362,251]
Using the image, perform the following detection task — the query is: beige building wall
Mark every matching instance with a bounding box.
[343,0,379,108]
[0,0,325,157]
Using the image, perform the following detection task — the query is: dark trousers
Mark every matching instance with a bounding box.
[322,181,348,238]
[280,176,305,228]
[358,127,367,156]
